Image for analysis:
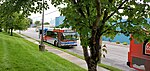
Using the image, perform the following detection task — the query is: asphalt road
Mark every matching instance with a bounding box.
[20,28,135,71]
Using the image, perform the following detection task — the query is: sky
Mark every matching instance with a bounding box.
[28,0,60,24]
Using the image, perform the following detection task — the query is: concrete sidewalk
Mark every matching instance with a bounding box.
[17,33,109,71]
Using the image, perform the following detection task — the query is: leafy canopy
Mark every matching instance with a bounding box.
[52,0,150,45]
[0,0,49,17]
[1,12,30,31]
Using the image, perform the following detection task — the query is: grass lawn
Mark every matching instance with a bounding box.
[0,32,86,71]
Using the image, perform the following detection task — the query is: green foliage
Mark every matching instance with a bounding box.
[51,0,150,70]
[0,0,49,17]
[0,0,50,35]
[51,0,150,44]
[13,13,30,30]
[98,64,122,71]
[116,41,120,44]
[123,42,128,45]
[0,23,2,32]
[44,22,50,25]
[1,12,30,31]
[28,18,33,25]
[34,21,41,26]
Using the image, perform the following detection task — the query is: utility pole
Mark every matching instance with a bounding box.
[39,0,45,51]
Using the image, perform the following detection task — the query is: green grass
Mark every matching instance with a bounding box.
[98,64,122,71]
[0,32,86,71]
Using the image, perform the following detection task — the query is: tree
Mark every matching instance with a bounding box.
[0,25,1,31]
[0,12,29,36]
[35,21,41,26]
[28,18,33,27]
[13,13,30,31]
[0,0,49,34]
[44,22,50,25]
[51,0,150,71]
[0,0,50,52]
[0,0,49,17]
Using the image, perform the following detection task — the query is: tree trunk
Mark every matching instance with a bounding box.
[0,25,2,32]
[10,28,13,36]
[82,36,101,71]
[98,37,102,63]
[8,28,10,34]
[4,27,8,32]
[82,46,98,71]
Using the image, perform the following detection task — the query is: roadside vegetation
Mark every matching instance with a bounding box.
[123,42,128,45]
[116,41,120,44]
[0,32,86,71]
[19,33,122,71]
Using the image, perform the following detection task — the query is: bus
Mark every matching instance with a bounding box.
[127,35,150,71]
[39,28,78,47]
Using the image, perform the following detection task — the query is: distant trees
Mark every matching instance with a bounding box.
[0,0,49,36]
[0,13,30,36]
[0,23,2,32]
[35,21,41,26]
[44,22,49,25]
[28,18,33,27]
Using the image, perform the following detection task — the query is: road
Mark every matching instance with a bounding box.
[20,28,134,71]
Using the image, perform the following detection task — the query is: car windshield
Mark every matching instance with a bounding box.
[62,32,77,40]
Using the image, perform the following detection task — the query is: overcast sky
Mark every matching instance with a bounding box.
[28,0,60,24]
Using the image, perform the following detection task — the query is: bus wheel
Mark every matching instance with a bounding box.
[127,62,130,67]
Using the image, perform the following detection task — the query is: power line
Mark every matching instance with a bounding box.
[32,10,59,19]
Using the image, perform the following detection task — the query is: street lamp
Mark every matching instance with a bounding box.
[39,0,45,51]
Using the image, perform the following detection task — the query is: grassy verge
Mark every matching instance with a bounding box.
[19,33,122,71]
[98,64,122,71]
[0,32,86,71]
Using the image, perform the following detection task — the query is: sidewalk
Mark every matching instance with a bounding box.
[17,33,109,71]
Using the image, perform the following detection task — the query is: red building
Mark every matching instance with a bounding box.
[127,36,150,71]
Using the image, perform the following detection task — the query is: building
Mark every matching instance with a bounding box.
[102,18,150,44]
[55,16,65,27]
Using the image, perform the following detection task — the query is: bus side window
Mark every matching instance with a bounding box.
[46,31,52,36]
[134,40,140,44]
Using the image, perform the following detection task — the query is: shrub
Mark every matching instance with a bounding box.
[116,41,120,44]
[123,42,128,45]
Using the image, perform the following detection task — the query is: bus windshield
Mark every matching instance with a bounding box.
[62,32,77,40]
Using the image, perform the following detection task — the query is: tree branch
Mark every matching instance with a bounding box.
[100,21,129,35]
[71,0,86,18]
[86,5,90,17]
[104,0,128,21]
[95,0,101,17]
